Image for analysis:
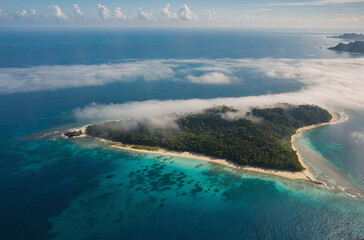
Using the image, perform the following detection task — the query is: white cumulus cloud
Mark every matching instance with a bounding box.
[115,7,127,20]
[16,10,28,18]
[49,5,68,20]
[138,8,153,20]
[73,4,84,19]
[160,3,178,21]
[178,4,198,20]
[97,3,111,20]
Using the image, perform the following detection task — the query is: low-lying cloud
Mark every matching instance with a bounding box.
[92,115,179,133]
[0,61,176,94]
[187,72,232,84]
[73,57,364,120]
[2,57,364,118]
[0,60,246,94]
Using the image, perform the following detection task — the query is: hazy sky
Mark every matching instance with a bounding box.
[0,0,364,28]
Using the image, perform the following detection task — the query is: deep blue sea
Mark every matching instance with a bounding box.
[0,28,363,240]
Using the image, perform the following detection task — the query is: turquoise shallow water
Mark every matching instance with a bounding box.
[304,112,364,190]
[47,137,364,240]
[0,29,363,239]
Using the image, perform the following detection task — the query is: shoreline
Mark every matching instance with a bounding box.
[71,111,343,182]
[99,138,311,180]
[290,110,343,182]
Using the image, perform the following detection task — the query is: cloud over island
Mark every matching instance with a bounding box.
[72,58,364,120]
[1,57,363,118]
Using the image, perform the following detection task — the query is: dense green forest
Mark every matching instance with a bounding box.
[85,104,332,172]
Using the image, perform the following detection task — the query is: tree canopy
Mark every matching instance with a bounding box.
[86,104,331,172]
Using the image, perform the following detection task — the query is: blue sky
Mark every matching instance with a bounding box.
[0,0,364,28]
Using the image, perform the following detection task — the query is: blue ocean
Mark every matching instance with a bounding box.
[0,29,363,239]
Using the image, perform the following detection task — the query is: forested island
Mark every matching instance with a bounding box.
[328,33,364,40]
[329,41,364,54]
[83,104,332,172]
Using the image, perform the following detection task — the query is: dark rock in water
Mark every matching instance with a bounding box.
[329,41,364,54]
[65,130,83,138]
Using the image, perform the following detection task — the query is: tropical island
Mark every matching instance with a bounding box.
[72,104,332,175]
[328,33,364,40]
[329,41,364,54]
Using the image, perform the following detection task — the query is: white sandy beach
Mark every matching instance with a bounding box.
[105,140,317,180]
[290,111,342,181]
[72,111,343,182]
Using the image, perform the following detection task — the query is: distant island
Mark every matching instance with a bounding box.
[328,33,364,40]
[77,105,332,173]
[329,41,364,54]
